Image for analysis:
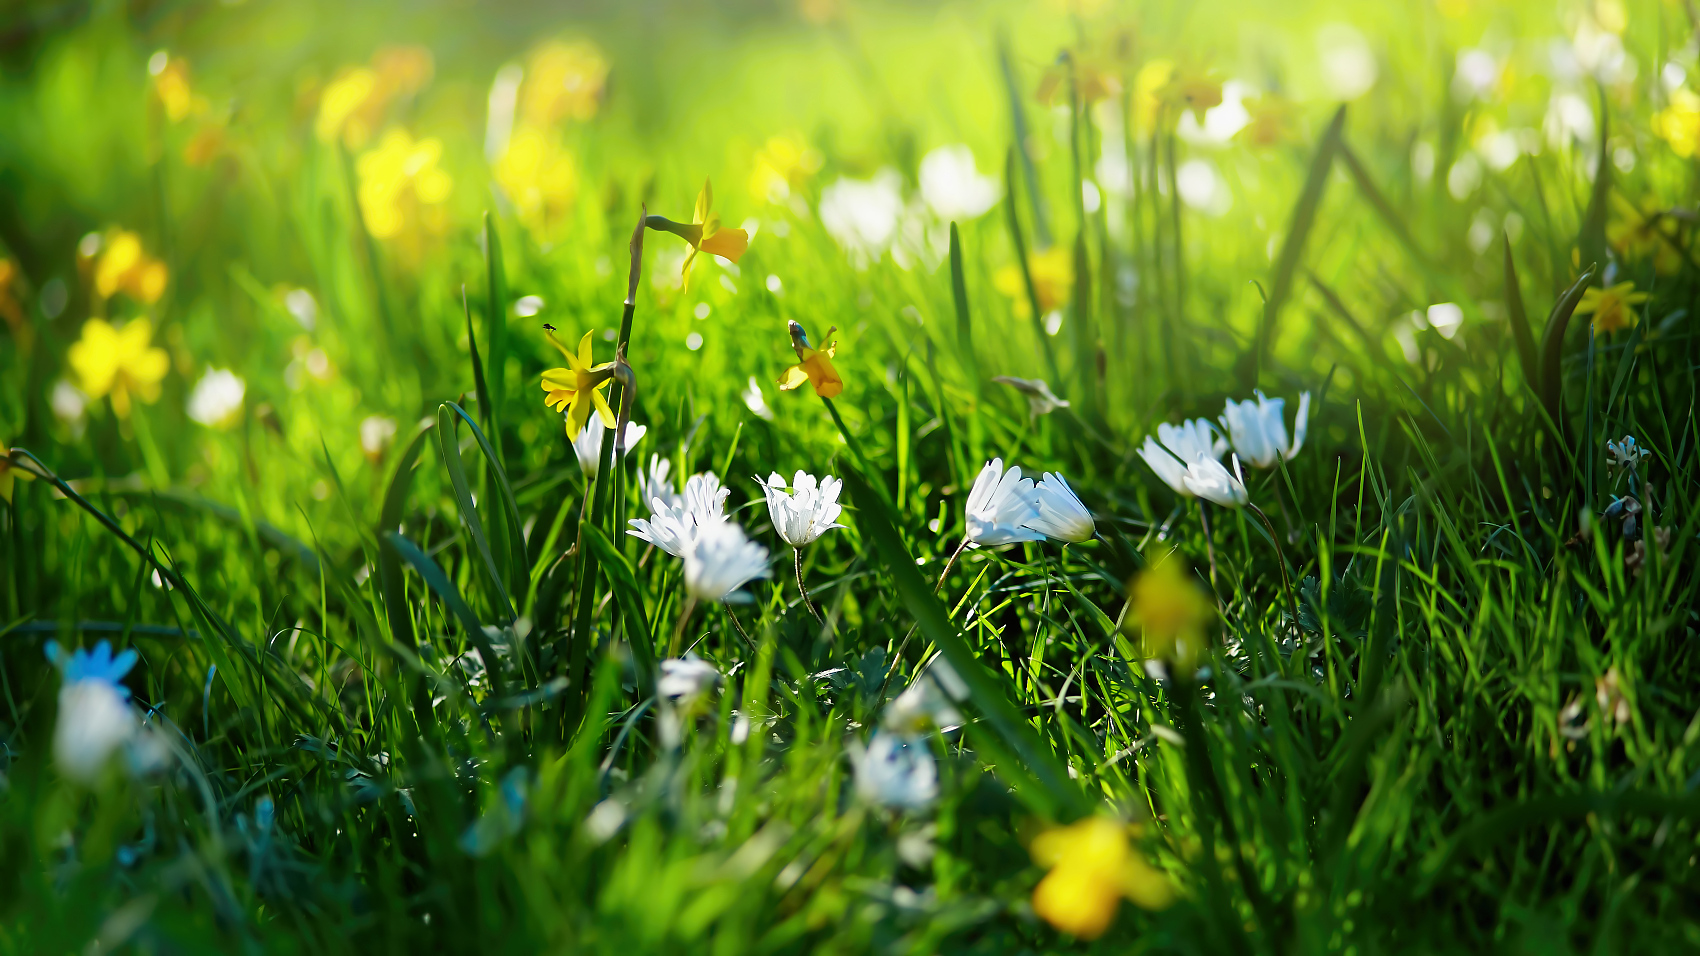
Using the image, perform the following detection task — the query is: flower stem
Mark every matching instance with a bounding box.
[1198,500,1220,588]
[794,547,822,622]
[1247,502,1299,638]
[935,535,973,593]
[668,596,697,658]
[725,607,758,656]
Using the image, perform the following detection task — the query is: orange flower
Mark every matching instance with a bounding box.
[777,320,843,399]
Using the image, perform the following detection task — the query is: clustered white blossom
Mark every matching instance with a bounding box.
[1136,390,1310,508]
[963,458,1095,546]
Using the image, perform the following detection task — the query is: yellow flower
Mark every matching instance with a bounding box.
[0,446,35,506]
[1239,93,1297,148]
[1125,554,1212,671]
[1031,817,1174,940]
[1575,281,1648,336]
[993,247,1072,318]
[355,128,453,245]
[150,55,199,123]
[68,319,171,418]
[777,320,843,399]
[493,126,579,232]
[1653,88,1700,158]
[1157,67,1223,125]
[517,40,609,126]
[1607,196,1680,275]
[1132,59,1175,131]
[88,230,168,305]
[645,179,750,291]
[748,134,823,204]
[316,46,434,149]
[540,329,618,439]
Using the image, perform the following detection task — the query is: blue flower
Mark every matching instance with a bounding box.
[45,639,138,696]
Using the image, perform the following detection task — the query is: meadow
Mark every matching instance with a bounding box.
[1,0,1698,952]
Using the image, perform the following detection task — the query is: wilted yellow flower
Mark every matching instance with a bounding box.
[1240,93,1297,148]
[749,134,823,204]
[645,179,750,291]
[541,329,617,439]
[1653,88,1700,158]
[356,128,453,243]
[150,54,199,123]
[1125,554,1211,670]
[1575,281,1648,336]
[494,127,579,232]
[316,46,434,148]
[777,320,843,399]
[518,40,609,127]
[68,319,170,418]
[1031,817,1174,940]
[1157,67,1223,125]
[88,230,168,305]
[993,247,1072,318]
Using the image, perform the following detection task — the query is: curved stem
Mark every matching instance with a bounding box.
[935,534,973,593]
[668,596,698,658]
[794,547,822,621]
[1197,500,1219,588]
[1247,503,1299,633]
[725,607,758,655]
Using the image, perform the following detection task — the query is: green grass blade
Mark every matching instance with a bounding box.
[1502,233,1540,392]
[436,403,518,622]
[1252,104,1345,384]
[484,211,509,444]
[578,521,656,691]
[838,464,1085,820]
[385,530,506,700]
[1538,263,1598,429]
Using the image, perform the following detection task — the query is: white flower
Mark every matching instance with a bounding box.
[756,470,846,548]
[1025,472,1094,543]
[658,654,721,708]
[850,731,938,810]
[1160,418,1227,463]
[992,376,1070,417]
[964,458,1044,546]
[742,376,775,421]
[572,415,647,479]
[284,288,318,330]
[682,519,770,603]
[51,380,88,425]
[1220,391,1309,468]
[641,455,680,512]
[186,368,245,428]
[1606,435,1648,469]
[1183,454,1250,508]
[360,415,398,459]
[918,145,999,221]
[54,679,138,784]
[1137,437,1191,495]
[628,471,731,557]
[819,169,904,266]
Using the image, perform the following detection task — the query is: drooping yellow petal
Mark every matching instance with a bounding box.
[541,368,576,390]
[802,352,842,398]
[693,179,712,226]
[544,387,575,412]
[589,384,618,428]
[564,391,594,438]
[681,247,700,292]
[700,227,749,262]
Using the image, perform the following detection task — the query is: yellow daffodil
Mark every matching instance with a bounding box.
[748,134,823,204]
[1157,67,1223,125]
[540,329,618,439]
[1653,88,1700,158]
[517,40,609,126]
[1124,553,1212,671]
[1031,816,1174,940]
[68,318,170,418]
[645,179,750,290]
[150,55,199,123]
[1132,59,1175,131]
[1608,195,1681,275]
[355,128,453,256]
[993,247,1072,318]
[1239,93,1297,148]
[315,46,434,149]
[0,446,35,505]
[494,126,579,232]
[1575,281,1648,336]
[87,230,168,305]
[777,320,843,399]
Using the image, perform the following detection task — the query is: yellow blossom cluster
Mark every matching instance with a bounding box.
[492,40,609,233]
[994,247,1072,319]
[86,230,169,306]
[1652,88,1700,158]
[356,128,454,250]
[68,318,170,418]
[316,46,435,149]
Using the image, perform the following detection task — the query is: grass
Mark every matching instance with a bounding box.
[2,0,1700,952]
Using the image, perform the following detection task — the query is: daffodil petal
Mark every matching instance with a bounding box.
[542,368,575,389]
[777,364,812,391]
[589,385,617,428]
[700,228,749,262]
